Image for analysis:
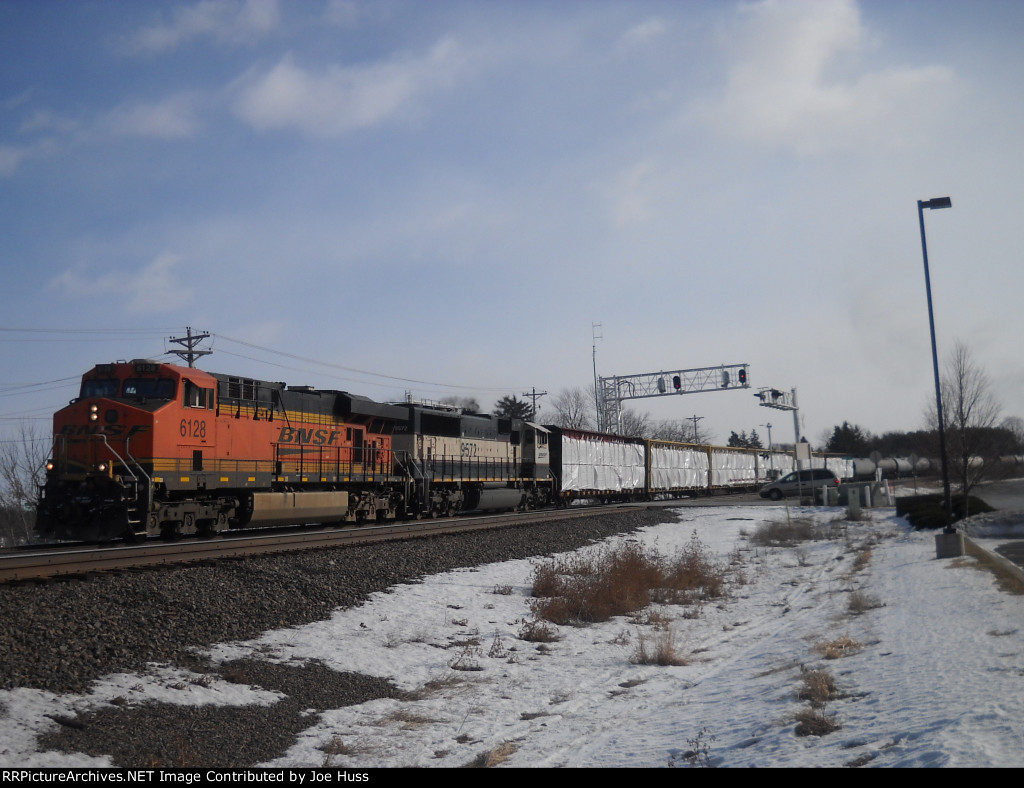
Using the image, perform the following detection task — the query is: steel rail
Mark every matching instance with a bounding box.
[0,505,644,583]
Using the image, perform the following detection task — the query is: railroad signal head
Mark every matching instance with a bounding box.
[738,368,747,385]
[672,375,681,390]
[721,370,730,388]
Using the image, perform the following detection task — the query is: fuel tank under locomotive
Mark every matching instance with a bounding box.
[461,483,525,511]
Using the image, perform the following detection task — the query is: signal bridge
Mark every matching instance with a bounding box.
[597,363,750,433]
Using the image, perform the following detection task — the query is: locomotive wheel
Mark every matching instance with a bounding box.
[160,521,183,541]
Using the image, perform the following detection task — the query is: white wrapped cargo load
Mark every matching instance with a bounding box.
[649,444,709,492]
[710,448,758,488]
[559,432,645,493]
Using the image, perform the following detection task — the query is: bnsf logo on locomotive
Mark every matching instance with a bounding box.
[276,426,342,446]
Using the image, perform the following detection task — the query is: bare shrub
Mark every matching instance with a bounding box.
[466,741,517,767]
[518,619,560,643]
[320,737,369,765]
[794,707,841,736]
[748,518,821,547]
[447,645,484,672]
[847,591,883,616]
[659,533,726,603]
[849,546,873,575]
[668,727,716,768]
[529,534,726,626]
[813,636,862,660]
[631,629,688,666]
[798,668,837,707]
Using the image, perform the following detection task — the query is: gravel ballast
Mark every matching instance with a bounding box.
[2,508,678,766]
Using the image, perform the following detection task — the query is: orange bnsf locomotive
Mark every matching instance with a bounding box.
[36,360,553,541]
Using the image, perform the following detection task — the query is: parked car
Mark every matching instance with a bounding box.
[758,468,840,501]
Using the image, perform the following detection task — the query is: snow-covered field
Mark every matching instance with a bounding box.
[4,504,1024,768]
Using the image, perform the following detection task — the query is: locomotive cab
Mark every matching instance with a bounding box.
[38,359,209,541]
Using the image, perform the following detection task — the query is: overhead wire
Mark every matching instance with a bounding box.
[214,333,521,394]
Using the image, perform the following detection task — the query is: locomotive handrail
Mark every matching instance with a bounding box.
[97,433,144,487]
[123,434,153,489]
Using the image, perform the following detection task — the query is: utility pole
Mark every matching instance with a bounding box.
[168,327,211,368]
[521,387,547,421]
[592,323,602,431]
[689,414,704,444]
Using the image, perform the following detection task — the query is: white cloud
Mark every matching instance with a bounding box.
[617,18,669,52]
[50,253,193,314]
[124,0,280,54]
[0,145,33,177]
[103,94,202,139]
[232,37,468,136]
[605,158,661,228]
[695,0,955,155]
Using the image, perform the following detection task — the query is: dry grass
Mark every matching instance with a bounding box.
[465,741,517,768]
[748,518,822,547]
[798,668,838,707]
[794,707,841,736]
[847,590,883,616]
[813,635,862,660]
[850,546,873,574]
[631,629,688,666]
[320,736,372,765]
[518,618,561,643]
[529,535,726,626]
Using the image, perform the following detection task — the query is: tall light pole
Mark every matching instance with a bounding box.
[761,422,774,475]
[917,196,953,529]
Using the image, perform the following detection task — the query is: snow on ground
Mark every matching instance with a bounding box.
[4,504,1024,768]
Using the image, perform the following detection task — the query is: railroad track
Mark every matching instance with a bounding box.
[0,505,646,583]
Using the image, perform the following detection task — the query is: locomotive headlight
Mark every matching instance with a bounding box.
[96,462,108,473]
[45,460,54,472]
[89,403,99,422]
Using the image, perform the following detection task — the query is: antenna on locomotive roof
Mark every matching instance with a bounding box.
[169,326,212,368]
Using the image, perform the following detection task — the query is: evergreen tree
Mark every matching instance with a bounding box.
[493,394,533,420]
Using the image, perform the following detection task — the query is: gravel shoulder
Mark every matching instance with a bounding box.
[2,509,675,767]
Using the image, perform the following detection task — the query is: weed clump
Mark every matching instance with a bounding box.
[528,534,725,626]
[847,590,883,615]
[631,629,688,666]
[748,518,821,547]
[794,707,841,736]
[798,668,838,707]
[813,636,862,660]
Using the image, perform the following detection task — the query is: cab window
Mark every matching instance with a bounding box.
[122,378,175,399]
[184,379,215,409]
[81,379,118,398]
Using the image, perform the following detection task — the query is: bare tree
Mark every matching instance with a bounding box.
[0,421,49,546]
[616,409,652,439]
[649,419,712,445]
[926,341,1002,498]
[549,387,594,430]
[1000,416,1024,453]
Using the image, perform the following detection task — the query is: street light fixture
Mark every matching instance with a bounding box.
[917,195,953,529]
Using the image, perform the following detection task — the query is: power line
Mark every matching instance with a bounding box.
[214,333,521,394]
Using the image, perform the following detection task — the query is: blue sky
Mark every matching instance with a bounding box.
[2,0,1022,446]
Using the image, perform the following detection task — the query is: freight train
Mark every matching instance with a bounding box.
[36,358,875,542]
